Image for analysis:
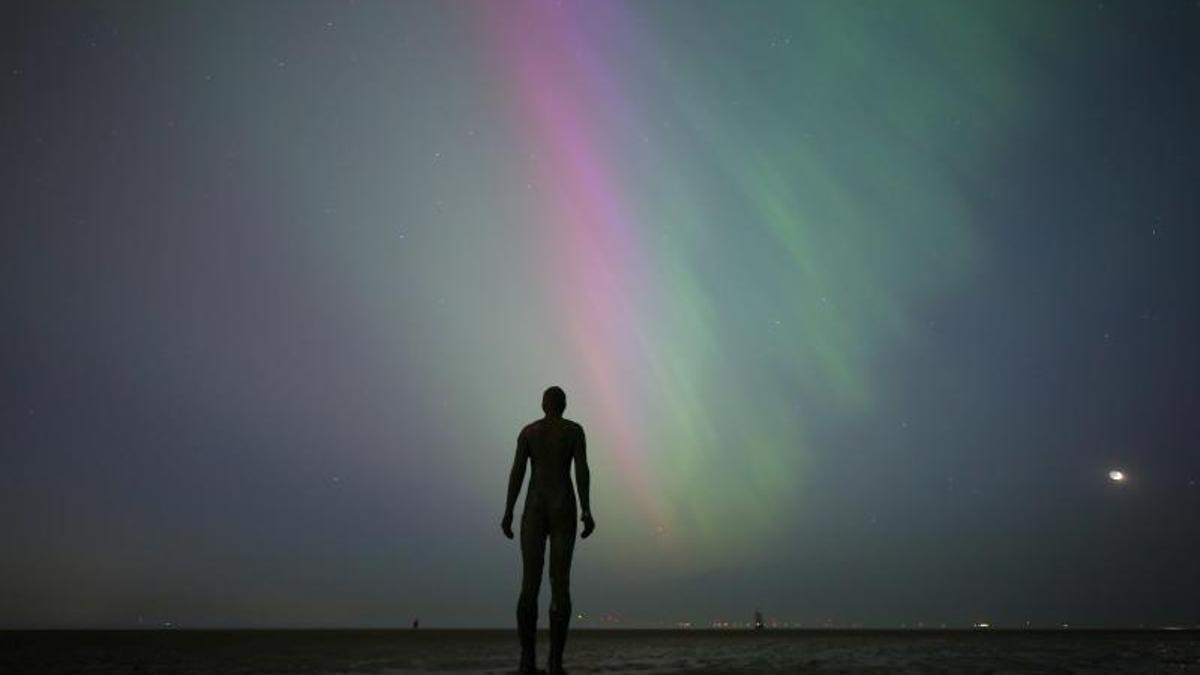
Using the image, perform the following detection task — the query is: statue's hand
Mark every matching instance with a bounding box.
[501,512,514,539]
[580,512,595,539]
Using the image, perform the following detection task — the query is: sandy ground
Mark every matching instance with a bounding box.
[4,629,1199,674]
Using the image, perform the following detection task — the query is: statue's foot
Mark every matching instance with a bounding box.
[516,659,545,675]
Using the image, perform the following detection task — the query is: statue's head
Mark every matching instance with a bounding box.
[542,386,566,417]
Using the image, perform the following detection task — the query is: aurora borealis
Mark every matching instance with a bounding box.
[3,1,1199,628]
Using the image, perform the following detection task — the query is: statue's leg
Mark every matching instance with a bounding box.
[518,511,547,674]
[547,511,577,675]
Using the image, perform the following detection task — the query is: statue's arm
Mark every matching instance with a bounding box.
[571,425,590,526]
[504,430,529,518]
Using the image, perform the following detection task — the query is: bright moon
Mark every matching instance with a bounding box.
[1108,469,1126,482]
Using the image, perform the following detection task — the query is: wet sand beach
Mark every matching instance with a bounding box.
[4,629,1199,674]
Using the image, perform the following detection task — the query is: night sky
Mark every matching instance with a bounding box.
[3,1,1199,629]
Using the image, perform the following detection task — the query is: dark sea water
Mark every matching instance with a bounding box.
[4,629,1199,674]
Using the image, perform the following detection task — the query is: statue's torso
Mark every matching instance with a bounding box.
[522,417,579,515]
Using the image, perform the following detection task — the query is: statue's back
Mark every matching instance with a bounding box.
[522,417,581,513]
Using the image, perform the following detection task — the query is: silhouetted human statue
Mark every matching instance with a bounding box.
[501,386,594,675]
